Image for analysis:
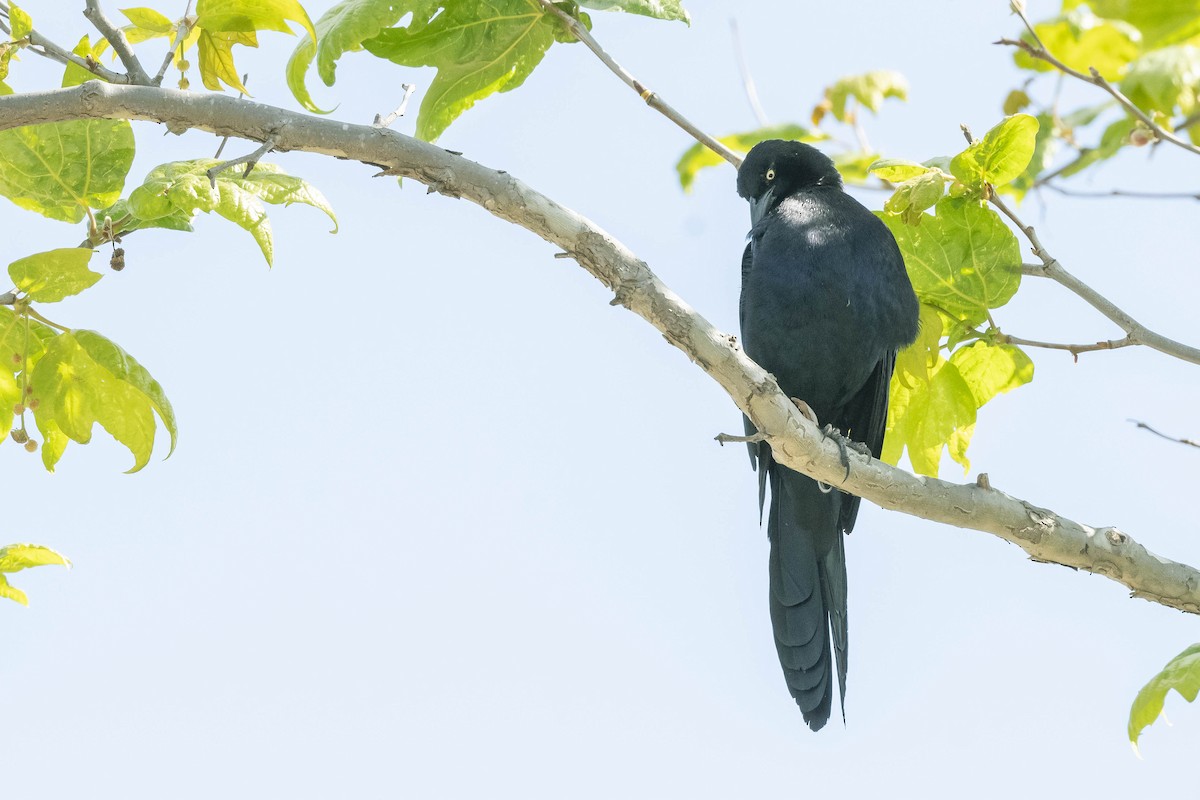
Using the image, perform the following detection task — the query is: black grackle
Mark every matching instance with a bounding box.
[736,140,919,730]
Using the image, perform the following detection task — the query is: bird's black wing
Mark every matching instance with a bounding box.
[834,349,895,536]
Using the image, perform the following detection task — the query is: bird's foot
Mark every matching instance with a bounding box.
[821,424,871,483]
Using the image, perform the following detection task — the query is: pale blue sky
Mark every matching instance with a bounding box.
[5,1,1200,797]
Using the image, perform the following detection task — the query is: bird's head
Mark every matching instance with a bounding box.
[736,140,842,225]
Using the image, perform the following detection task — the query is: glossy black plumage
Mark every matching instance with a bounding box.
[736,141,918,730]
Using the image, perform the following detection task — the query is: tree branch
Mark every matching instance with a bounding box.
[82,0,152,85]
[990,193,1200,366]
[996,332,1133,360]
[998,9,1200,158]
[537,0,742,167]
[1129,420,1200,450]
[2,81,1199,615]
[0,2,127,84]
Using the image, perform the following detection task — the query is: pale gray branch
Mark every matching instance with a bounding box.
[82,0,151,85]
[1,82,1198,614]
[990,193,1200,366]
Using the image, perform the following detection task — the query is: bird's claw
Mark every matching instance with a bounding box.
[821,424,870,483]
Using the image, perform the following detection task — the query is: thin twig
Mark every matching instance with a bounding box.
[206,133,279,186]
[153,1,195,87]
[729,19,768,127]
[715,430,767,445]
[373,84,417,128]
[83,0,152,85]
[0,2,127,83]
[1044,183,1200,201]
[1129,420,1200,450]
[538,0,742,168]
[989,192,1200,366]
[996,332,1133,361]
[998,7,1200,158]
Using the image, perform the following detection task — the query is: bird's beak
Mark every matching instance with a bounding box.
[748,185,776,226]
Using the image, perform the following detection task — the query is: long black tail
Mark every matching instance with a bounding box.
[767,463,848,731]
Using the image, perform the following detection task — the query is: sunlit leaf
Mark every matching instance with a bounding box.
[883,171,946,224]
[0,118,135,223]
[578,0,688,23]
[8,2,32,41]
[1014,9,1140,80]
[1074,0,1200,48]
[30,331,174,473]
[832,151,881,185]
[0,307,58,375]
[879,197,1021,322]
[1121,46,1200,117]
[675,124,827,192]
[1004,112,1059,201]
[884,358,977,477]
[824,70,908,122]
[949,341,1034,407]
[8,248,102,303]
[869,158,935,183]
[127,160,336,265]
[0,543,70,606]
[950,114,1039,190]
[121,6,176,32]
[1129,643,1200,750]
[362,0,581,142]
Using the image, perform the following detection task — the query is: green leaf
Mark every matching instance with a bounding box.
[883,171,946,224]
[892,303,944,390]
[1129,643,1200,750]
[0,307,58,375]
[675,124,827,192]
[30,331,174,473]
[950,114,1039,190]
[0,574,28,605]
[127,160,336,266]
[287,0,422,114]
[884,357,977,477]
[879,196,1022,321]
[1121,46,1200,118]
[197,28,257,93]
[100,198,196,236]
[831,151,881,186]
[1078,0,1200,48]
[121,7,175,33]
[824,70,908,122]
[362,0,571,142]
[62,35,101,88]
[577,0,689,24]
[0,368,18,440]
[1013,9,1140,80]
[948,341,1034,407]
[0,119,135,223]
[869,158,934,183]
[0,543,71,572]
[197,0,317,40]
[9,2,32,41]
[0,543,70,606]
[8,248,102,303]
[1004,112,1059,201]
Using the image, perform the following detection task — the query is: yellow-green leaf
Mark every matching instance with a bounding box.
[1129,643,1200,750]
[883,171,946,224]
[879,197,1022,322]
[949,341,1034,407]
[197,28,256,93]
[121,6,175,33]
[1121,46,1200,118]
[869,158,935,183]
[361,0,568,142]
[578,0,688,24]
[824,70,908,122]
[0,543,70,606]
[951,114,1040,189]
[197,0,316,41]
[1014,9,1140,80]
[127,159,336,266]
[884,358,977,477]
[8,248,102,303]
[30,331,174,473]
[0,119,135,223]
[0,369,18,440]
[675,124,828,192]
[9,2,32,41]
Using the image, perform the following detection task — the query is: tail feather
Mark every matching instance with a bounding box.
[766,464,847,731]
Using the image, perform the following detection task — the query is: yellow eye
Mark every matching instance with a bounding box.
[766,168,776,181]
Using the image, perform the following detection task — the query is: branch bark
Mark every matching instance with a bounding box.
[2,81,1198,614]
